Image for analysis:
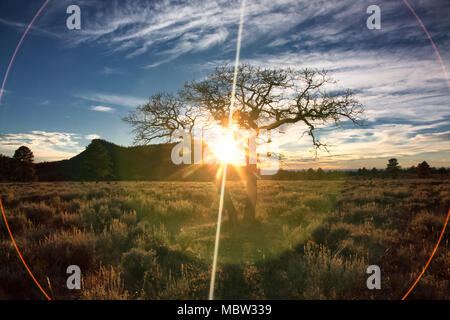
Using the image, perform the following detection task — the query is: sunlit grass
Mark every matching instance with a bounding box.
[0,179,448,299]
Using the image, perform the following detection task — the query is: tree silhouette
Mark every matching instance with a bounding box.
[417,161,431,178]
[406,165,417,175]
[82,140,114,181]
[357,167,369,178]
[124,65,363,221]
[385,158,401,179]
[437,167,447,176]
[370,167,378,178]
[316,168,325,180]
[0,154,13,181]
[12,146,37,182]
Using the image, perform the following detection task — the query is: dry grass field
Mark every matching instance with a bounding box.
[0,179,449,299]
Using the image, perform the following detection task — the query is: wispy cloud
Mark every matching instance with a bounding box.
[62,0,352,65]
[90,105,115,112]
[0,17,61,39]
[39,100,51,106]
[67,0,232,64]
[77,92,146,108]
[101,66,124,75]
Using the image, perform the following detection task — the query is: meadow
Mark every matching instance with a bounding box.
[0,179,448,299]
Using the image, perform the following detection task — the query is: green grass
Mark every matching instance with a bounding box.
[0,179,448,299]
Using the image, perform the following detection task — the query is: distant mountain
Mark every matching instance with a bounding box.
[36,139,223,181]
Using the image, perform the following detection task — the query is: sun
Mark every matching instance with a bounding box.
[207,126,244,165]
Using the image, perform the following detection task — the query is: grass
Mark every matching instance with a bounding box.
[0,179,448,299]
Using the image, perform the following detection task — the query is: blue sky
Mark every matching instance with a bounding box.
[0,0,449,168]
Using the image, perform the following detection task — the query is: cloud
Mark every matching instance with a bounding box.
[238,45,450,168]
[0,131,84,162]
[66,0,450,63]
[0,17,61,39]
[39,100,51,106]
[66,0,231,63]
[85,134,101,140]
[101,66,124,75]
[77,93,146,108]
[275,119,450,169]
[90,105,115,112]
[62,0,348,65]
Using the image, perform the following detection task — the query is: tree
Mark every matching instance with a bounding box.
[316,168,325,180]
[358,167,369,178]
[417,161,431,178]
[370,167,378,178]
[386,158,401,179]
[82,140,114,181]
[437,167,447,176]
[12,146,37,182]
[124,65,363,221]
[0,154,13,181]
[406,165,417,175]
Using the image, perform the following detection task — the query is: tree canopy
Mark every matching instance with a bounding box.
[82,140,114,181]
[417,161,431,178]
[12,146,37,182]
[124,65,364,150]
[386,158,401,178]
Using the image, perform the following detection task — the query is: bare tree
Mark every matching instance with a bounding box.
[124,65,364,221]
[123,92,200,145]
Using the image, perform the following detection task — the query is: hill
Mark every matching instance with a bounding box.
[36,139,196,181]
[35,139,233,181]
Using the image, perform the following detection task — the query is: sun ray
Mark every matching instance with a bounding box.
[209,0,247,301]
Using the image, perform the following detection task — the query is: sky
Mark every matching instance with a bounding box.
[0,0,449,169]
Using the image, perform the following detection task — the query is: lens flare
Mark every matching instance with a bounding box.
[209,130,241,164]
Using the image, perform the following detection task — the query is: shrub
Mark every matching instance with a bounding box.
[121,248,160,294]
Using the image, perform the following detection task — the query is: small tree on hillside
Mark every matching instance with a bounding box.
[82,140,114,181]
[12,146,37,182]
[417,161,431,178]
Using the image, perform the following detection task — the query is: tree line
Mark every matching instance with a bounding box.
[265,158,448,180]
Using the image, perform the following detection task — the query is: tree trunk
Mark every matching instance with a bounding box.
[244,135,257,222]
[215,166,238,225]
[244,163,257,221]
[224,187,238,225]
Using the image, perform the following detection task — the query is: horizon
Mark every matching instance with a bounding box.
[5,137,447,171]
[1,0,449,169]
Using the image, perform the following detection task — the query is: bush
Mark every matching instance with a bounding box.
[22,202,55,224]
[121,248,160,295]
